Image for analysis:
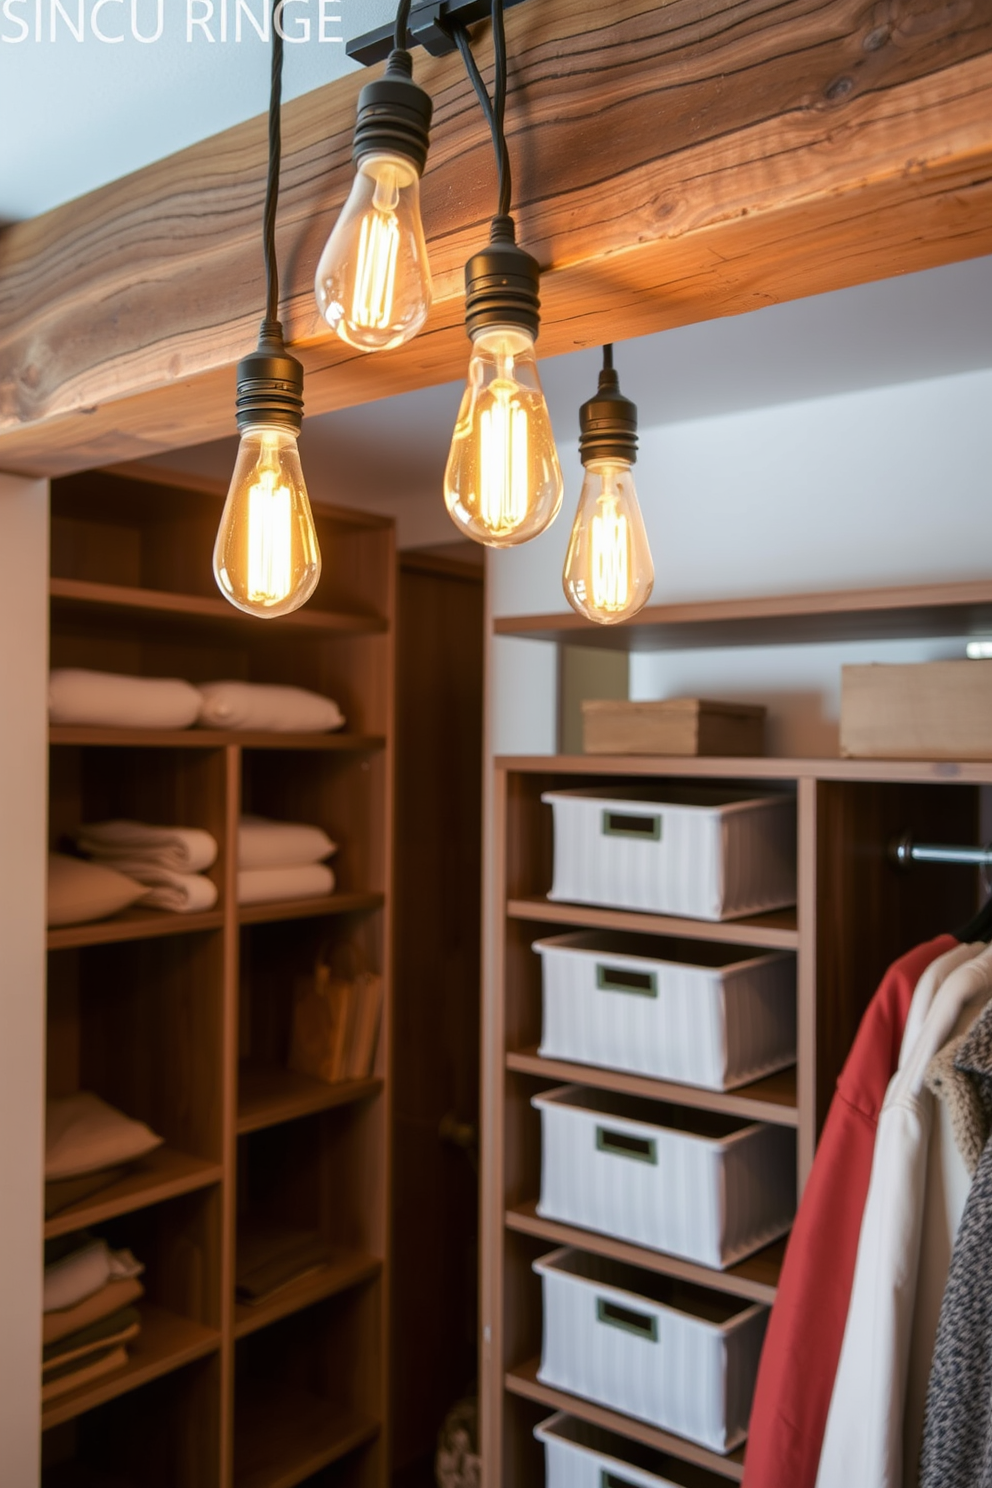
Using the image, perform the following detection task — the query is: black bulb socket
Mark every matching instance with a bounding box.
[464,216,541,341]
[235,320,304,435]
[579,366,638,466]
[353,48,432,177]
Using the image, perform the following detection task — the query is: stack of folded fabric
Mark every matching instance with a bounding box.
[235,1222,332,1307]
[76,821,219,914]
[238,816,337,905]
[46,1092,164,1218]
[50,671,346,736]
[43,1235,144,1402]
[47,853,147,928]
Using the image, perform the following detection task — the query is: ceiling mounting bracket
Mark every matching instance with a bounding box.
[346,0,531,66]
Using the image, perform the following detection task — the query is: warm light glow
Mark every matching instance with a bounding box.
[444,326,563,547]
[247,471,292,604]
[316,153,431,352]
[213,426,321,618]
[562,460,654,624]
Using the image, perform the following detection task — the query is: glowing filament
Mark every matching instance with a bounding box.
[350,170,401,330]
[480,383,529,535]
[248,472,292,603]
[591,492,630,612]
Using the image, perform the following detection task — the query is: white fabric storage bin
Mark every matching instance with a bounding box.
[535,1249,768,1453]
[535,1085,795,1268]
[535,1412,711,1488]
[542,786,796,921]
[535,931,796,1090]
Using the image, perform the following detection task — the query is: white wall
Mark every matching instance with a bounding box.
[489,366,992,756]
[0,474,49,1484]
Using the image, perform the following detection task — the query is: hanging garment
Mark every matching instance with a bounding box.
[816,942,992,1488]
[920,999,992,1487]
[741,934,960,1488]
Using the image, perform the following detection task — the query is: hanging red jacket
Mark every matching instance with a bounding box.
[742,934,957,1488]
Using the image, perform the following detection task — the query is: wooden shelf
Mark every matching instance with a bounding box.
[237,1064,383,1135]
[493,578,992,652]
[507,896,799,950]
[238,892,384,927]
[50,576,387,637]
[234,1388,379,1488]
[506,1048,798,1127]
[497,753,992,785]
[506,1202,783,1306]
[50,726,385,752]
[45,1148,223,1239]
[234,1251,382,1339]
[47,906,225,951]
[41,1304,220,1431]
[505,1359,745,1482]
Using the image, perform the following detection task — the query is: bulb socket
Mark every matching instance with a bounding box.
[464,216,541,341]
[353,48,433,177]
[579,365,638,465]
[235,320,304,434]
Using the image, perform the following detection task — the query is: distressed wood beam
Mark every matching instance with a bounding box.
[1,0,991,476]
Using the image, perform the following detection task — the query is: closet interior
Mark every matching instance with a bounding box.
[482,599,992,1487]
[41,465,394,1488]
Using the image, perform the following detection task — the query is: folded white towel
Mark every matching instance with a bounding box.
[238,863,336,905]
[46,1092,164,1181]
[78,821,218,874]
[44,1240,144,1314]
[109,864,219,914]
[238,816,337,870]
[50,669,201,730]
[197,681,344,733]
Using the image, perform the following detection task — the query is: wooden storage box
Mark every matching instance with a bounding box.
[582,698,765,757]
[534,1248,768,1453]
[841,660,992,760]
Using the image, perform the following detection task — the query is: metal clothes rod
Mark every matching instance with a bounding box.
[891,832,992,868]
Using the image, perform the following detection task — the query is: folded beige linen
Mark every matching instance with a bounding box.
[46,1092,163,1181]
[237,863,336,905]
[44,1238,142,1313]
[77,821,218,873]
[108,863,218,914]
[43,1276,145,1345]
[43,1306,141,1372]
[238,816,337,870]
[50,669,201,729]
[48,854,146,927]
[197,681,344,733]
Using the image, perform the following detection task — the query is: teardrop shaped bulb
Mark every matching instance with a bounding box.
[562,458,654,623]
[444,326,563,547]
[213,425,321,618]
[315,152,432,352]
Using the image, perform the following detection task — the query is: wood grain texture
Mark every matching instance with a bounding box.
[3,1,992,473]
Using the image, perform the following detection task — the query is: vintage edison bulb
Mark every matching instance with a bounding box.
[213,426,321,618]
[314,152,431,352]
[444,326,563,547]
[562,458,654,623]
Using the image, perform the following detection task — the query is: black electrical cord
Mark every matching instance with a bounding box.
[603,343,614,371]
[454,0,511,220]
[394,0,412,50]
[262,0,284,329]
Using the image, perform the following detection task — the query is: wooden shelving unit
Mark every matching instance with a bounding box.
[42,465,395,1488]
[484,750,989,1486]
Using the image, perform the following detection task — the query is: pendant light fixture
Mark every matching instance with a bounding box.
[443,0,563,547]
[213,4,321,618]
[314,0,433,352]
[562,345,654,624]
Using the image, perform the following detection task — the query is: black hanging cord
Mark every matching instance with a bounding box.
[262,0,284,329]
[394,0,412,49]
[453,0,511,220]
[603,343,614,371]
